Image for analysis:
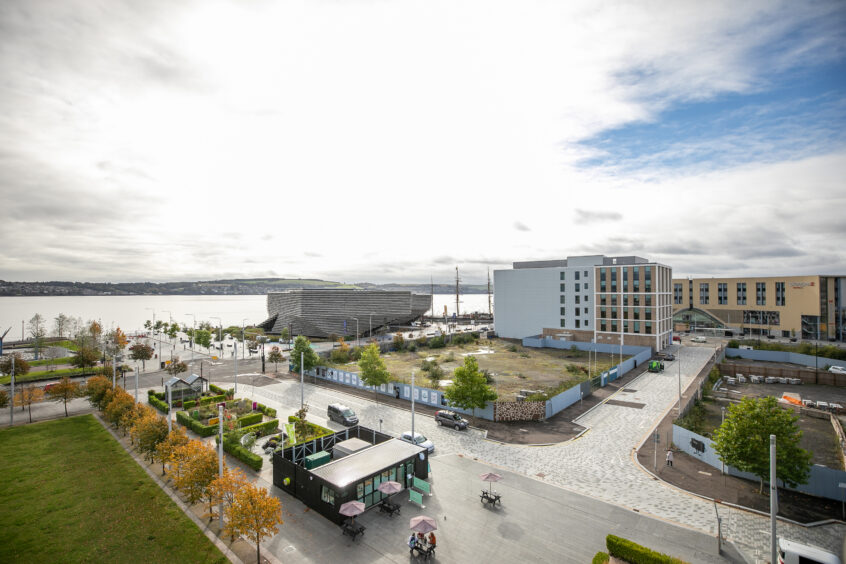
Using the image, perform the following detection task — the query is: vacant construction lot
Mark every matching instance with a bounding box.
[330,338,625,400]
[0,415,226,563]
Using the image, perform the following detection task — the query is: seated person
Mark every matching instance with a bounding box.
[427,532,437,548]
[408,533,418,549]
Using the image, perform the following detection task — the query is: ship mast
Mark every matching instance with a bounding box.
[455,266,460,318]
[487,268,492,317]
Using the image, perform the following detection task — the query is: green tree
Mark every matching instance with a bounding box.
[28,313,47,360]
[194,329,212,349]
[46,376,81,417]
[129,343,154,371]
[289,336,319,374]
[53,313,70,338]
[712,396,812,494]
[71,346,100,371]
[0,389,8,408]
[165,357,188,376]
[358,343,391,399]
[280,327,290,343]
[0,353,30,377]
[444,356,497,419]
[267,346,284,372]
[392,333,405,351]
[167,322,179,339]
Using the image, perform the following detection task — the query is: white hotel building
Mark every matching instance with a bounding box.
[494,255,674,351]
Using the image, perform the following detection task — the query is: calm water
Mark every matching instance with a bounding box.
[0,293,491,337]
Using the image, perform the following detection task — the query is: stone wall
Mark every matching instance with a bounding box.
[493,400,545,422]
[719,361,846,386]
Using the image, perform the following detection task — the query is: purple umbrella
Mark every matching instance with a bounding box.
[410,515,437,534]
[479,472,502,494]
[339,500,366,524]
[378,480,403,497]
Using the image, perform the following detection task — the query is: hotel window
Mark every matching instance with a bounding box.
[560,295,566,304]
[575,319,581,328]
[611,321,618,332]
[633,295,640,306]
[560,307,566,316]
[575,271,580,280]
[584,283,589,291]
[560,272,565,280]
[560,319,566,327]
[674,283,683,305]
[600,295,606,306]
[718,283,727,305]
[633,321,640,333]
[585,319,589,327]
[645,295,652,306]
[611,295,618,306]
[756,282,766,305]
[776,282,786,306]
[623,321,629,333]
[600,307,607,318]
[584,270,588,278]
[321,486,335,504]
[645,322,652,334]
[737,282,747,305]
[633,308,640,320]
[623,267,628,292]
[575,295,580,304]
[645,266,652,292]
[601,322,607,332]
[699,283,709,305]
[560,283,566,292]
[575,283,581,292]
[583,307,588,315]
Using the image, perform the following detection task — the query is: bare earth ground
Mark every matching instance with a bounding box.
[328,338,624,400]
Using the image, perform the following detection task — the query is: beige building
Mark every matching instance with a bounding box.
[672,275,846,341]
[495,255,674,351]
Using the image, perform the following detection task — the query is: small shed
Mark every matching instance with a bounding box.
[332,438,371,459]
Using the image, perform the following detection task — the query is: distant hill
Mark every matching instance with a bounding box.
[0,278,488,296]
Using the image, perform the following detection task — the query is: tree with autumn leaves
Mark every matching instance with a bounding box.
[226,481,283,564]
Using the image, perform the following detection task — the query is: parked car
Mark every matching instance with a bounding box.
[828,365,846,375]
[435,410,468,430]
[400,431,435,454]
[778,537,841,564]
[691,336,707,343]
[327,403,359,426]
[656,352,675,362]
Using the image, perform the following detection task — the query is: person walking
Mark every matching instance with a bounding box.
[666,449,673,467]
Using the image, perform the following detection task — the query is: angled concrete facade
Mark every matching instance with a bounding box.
[260,289,432,338]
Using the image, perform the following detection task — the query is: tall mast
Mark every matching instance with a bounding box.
[487,268,492,317]
[455,266,460,318]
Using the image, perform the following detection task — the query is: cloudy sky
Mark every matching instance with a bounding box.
[1,0,844,285]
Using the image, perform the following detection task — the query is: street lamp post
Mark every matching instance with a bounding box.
[185,314,195,363]
[145,308,156,345]
[241,319,248,359]
[770,435,777,564]
[678,346,682,417]
[211,316,222,357]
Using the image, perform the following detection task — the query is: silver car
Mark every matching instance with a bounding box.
[400,431,434,454]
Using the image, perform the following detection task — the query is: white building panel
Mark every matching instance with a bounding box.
[494,268,559,339]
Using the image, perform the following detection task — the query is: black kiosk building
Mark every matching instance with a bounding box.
[272,426,429,524]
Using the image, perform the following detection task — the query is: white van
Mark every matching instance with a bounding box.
[692,336,707,343]
[779,538,842,564]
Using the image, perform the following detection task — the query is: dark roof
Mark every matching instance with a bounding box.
[310,438,424,488]
[184,373,207,386]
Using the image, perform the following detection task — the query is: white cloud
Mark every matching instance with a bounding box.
[0,0,843,283]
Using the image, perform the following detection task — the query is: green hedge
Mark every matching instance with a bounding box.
[606,535,687,564]
[221,437,263,471]
[199,394,227,405]
[237,413,263,427]
[256,403,277,418]
[148,395,170,414]
[176,411,193,428]
[183,400,196,410]
[190,420,218,438]
[239,419,279,438]
[209,384,235,396]
[592,553,609,564]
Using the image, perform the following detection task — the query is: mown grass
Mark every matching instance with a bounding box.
[0,367,91,385]
[0,415,227,563]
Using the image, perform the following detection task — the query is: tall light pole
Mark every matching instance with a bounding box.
[234,341,238,394]
[770,434,777,564]
[411,370,416,444]
[162,310,173,352]
[352,318,359,348]
[166,381,172,433]
[241,318,248,359]
[145,308,156,337]
[10,355,14,426]
[369,312,377,341]
[218,404,224,530]
[677,346,682,417]
[185,314,195,363]
[300,351,305,409]
[211,316,222,356]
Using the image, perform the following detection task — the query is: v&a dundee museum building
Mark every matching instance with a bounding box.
[258,288,432,338]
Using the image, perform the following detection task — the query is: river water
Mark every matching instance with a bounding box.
[0,293,492,337]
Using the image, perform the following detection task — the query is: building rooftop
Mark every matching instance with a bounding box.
[310,438,424,488]
[512,255,652,269]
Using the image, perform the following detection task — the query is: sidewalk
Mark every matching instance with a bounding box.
[274,364,651,445]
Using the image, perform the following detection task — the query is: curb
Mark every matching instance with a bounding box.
[93,414,250,564]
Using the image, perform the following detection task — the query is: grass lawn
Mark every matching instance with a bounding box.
[0,415,227,563]
[0,367,91,385]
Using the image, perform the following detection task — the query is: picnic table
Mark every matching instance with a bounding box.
[341,520,366,540]
[410,539,436,559]
[379,499,401,516]
[480,489,502,505]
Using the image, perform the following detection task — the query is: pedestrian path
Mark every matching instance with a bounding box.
[236,348,845,561]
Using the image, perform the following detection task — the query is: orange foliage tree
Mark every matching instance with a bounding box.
[45,376,81,417]
[172,440,219,512]
[155,426,189,475]
[16,386,45,423]
[209,468,248,534]
[226,482,283,563]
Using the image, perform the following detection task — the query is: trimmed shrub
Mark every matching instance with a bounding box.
[606,534,687,564]
[209,384,226,394]
[199,394,227,405]
[239,419,279,438]
[148,395,170,414]
[256,403,277,418]
[183,400,196,410]
[236,412,263,427]
[217,436,263,471]
[176,411,193,428]
[592,553,610,564]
